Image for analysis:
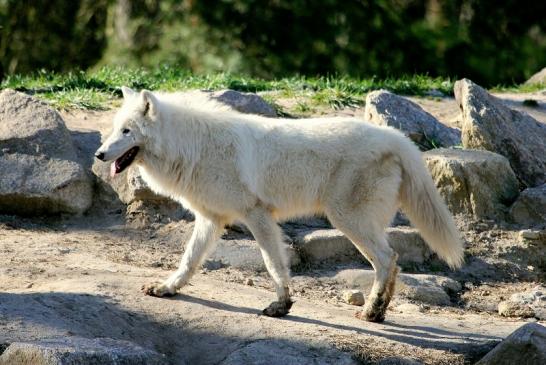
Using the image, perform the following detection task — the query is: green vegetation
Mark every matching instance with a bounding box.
[1,67,457,110]
[2,1,546,87]
[1,67,540,111]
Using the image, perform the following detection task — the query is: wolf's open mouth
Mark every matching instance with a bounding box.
[110,146,139,177]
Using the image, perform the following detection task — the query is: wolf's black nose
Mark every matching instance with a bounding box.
[95,152,105,161]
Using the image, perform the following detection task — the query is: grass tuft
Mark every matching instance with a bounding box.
[1,66,540,110]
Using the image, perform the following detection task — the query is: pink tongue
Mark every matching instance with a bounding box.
[110,162,117,178]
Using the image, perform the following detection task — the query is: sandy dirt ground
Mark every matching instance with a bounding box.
[1,92,545,364]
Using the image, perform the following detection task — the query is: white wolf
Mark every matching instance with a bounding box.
[95,87,463,322]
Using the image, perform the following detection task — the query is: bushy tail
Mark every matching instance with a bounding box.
[396,141,464,269]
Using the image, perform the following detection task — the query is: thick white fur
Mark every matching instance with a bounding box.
[97,88,463,321]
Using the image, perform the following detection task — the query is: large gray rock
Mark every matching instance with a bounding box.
[335,269,461,306]
[510,184,546,227]
[210,90,277,117]
[455,78,546,187]
[295,227,434,267]
[476,323,546,365]
[525,67,546,85]
[364,90,461,150]
[424,148,519,220]
[0,154,93,215]
[0,89,92,215]
[0,337,167,365]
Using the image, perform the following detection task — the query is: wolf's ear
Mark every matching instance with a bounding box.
[140,90,159,119]
[121,86,136,99]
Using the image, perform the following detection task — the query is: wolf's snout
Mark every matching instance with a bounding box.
[95,151,105,161]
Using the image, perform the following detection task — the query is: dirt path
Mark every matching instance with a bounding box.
[0,92,544,364]
[0,219,533,365]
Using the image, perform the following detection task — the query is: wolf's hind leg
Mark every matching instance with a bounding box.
[243,206,292,317]
[330,214,399,322]
[142,214,221,297]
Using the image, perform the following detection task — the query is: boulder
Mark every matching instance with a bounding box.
[510,184,546,227]
[0,89,92,215]
[0,337,168,365]
[210,90,277,117]
[364,90,461,150]
[476,323,546,365]
[455,78,546,187]
[424,148,519,220]
[525,67,546,85]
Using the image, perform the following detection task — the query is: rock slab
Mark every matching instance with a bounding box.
[0,337,168,365]
[206,238,300,271]
[424,148,519,219]
[296,227,435,267]
[455,78,546,187]
[0,89,92,215]
[365,90,461,150]
[335,269,461,306]
[476,323,546,365]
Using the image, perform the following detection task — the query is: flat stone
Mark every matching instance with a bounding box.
[295,229,360,264]
[0,337,168,365]
[206,239,300,271]
[335,269,461,306]
[295,227,436,267]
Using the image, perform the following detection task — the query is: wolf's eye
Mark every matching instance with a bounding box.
[122,129,130,135]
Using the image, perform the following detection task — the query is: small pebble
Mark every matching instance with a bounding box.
[245,278,254,286]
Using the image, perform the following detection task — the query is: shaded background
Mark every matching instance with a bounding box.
[1,0,546,86]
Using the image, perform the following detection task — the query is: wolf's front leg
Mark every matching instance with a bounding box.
[142,214,221,297]
[243,206,292,317]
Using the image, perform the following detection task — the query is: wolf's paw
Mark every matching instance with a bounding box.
[262,299,293,317]
[141,282,177,297]
[355,309,385,323]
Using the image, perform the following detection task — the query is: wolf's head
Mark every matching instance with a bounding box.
[95,86,160,177]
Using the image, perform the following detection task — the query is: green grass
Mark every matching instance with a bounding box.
[1,66,540,110]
